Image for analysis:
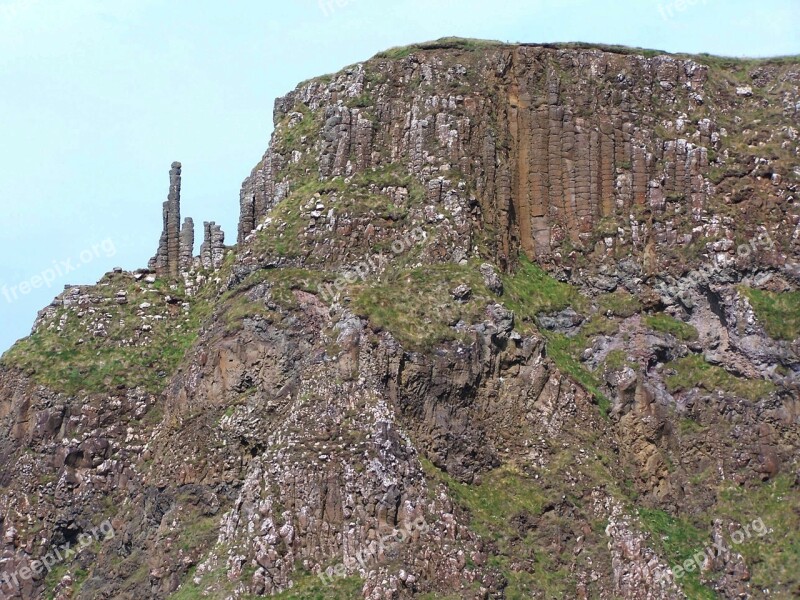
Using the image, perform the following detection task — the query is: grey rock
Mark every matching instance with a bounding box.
[479,263,503,295]
[538,308,585,333]
[451,284,472,303]
[590,275,619,292]
[486,303,514,334]
[200,222,226,270]
[180,217,195,270]
[149,162,184,277]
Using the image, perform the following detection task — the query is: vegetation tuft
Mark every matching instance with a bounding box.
[502,257,588,327]
[739,287,800,341]
[644,313,699,341]
[665,354,775,401]
[637,508,716,599]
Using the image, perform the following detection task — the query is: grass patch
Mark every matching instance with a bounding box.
[252,165,426,259]
[421,456,617,598]
[274,104,323,154]
[374,37,503,60]
[637,508,716,599]
[421,459,573,597]
[271,573,364,599]
[502,257,588,328]
[644,313,699,341]
[715,475,800,593]
[678,417,705,434]
[553,41,667,58]
[176,513,219,553]
[345,92,373,108]
[1,275,211,396]
[602,349,637,371]
[221,267,331,318]
[739,287,800,341]
[665,354,775,401]
[545,333,611,417]
[596,290,642,318]
[353,257,588,350]
[425,461,548,541]
[352,262,496,350]
[582,315,619,337]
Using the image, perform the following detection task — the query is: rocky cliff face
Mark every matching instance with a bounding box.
[1,39,799,600]
[238,41,798,274]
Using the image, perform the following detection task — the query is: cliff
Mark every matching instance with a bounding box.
[0,39,799,599]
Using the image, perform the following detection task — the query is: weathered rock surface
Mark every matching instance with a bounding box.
[200,221,226,270]
[238,43,797,278]
[179,217,195,271]
[149,161,184,277]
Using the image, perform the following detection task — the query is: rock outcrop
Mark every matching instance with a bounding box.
[179,217,195,271]
[149,161,183,277]
[149,162,226,276]
[237,47,716,265]
[200,221,225,270]
[237,43,796,283]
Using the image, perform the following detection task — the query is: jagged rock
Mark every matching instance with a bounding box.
[590,274,619,292]
[485,303,514,336]
[237,47,724,264]
[148,163,225,276]
[538,307,585,333]
[451,283,472,303]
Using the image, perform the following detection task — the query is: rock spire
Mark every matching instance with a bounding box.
[149,162,224,276]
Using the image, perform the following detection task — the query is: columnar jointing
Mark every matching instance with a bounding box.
[166,162,182,277]
[149,162,184,276]
[233,47,713,264]
[149,162,225,276]
[180,217,195,271]
[200,222,225,270]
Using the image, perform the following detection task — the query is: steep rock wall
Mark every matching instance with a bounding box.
[236,44,796,274]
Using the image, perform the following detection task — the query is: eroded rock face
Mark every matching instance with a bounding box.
[179,217,195,271]
[237,45,796,275]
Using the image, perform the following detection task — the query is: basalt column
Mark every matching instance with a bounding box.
[200,222,226,270]
[180,217,195,271]
[149,161,183,277]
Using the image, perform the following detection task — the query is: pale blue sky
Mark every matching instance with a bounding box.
[1,0,798,353]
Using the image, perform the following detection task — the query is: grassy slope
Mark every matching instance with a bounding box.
[0,273,212,395]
